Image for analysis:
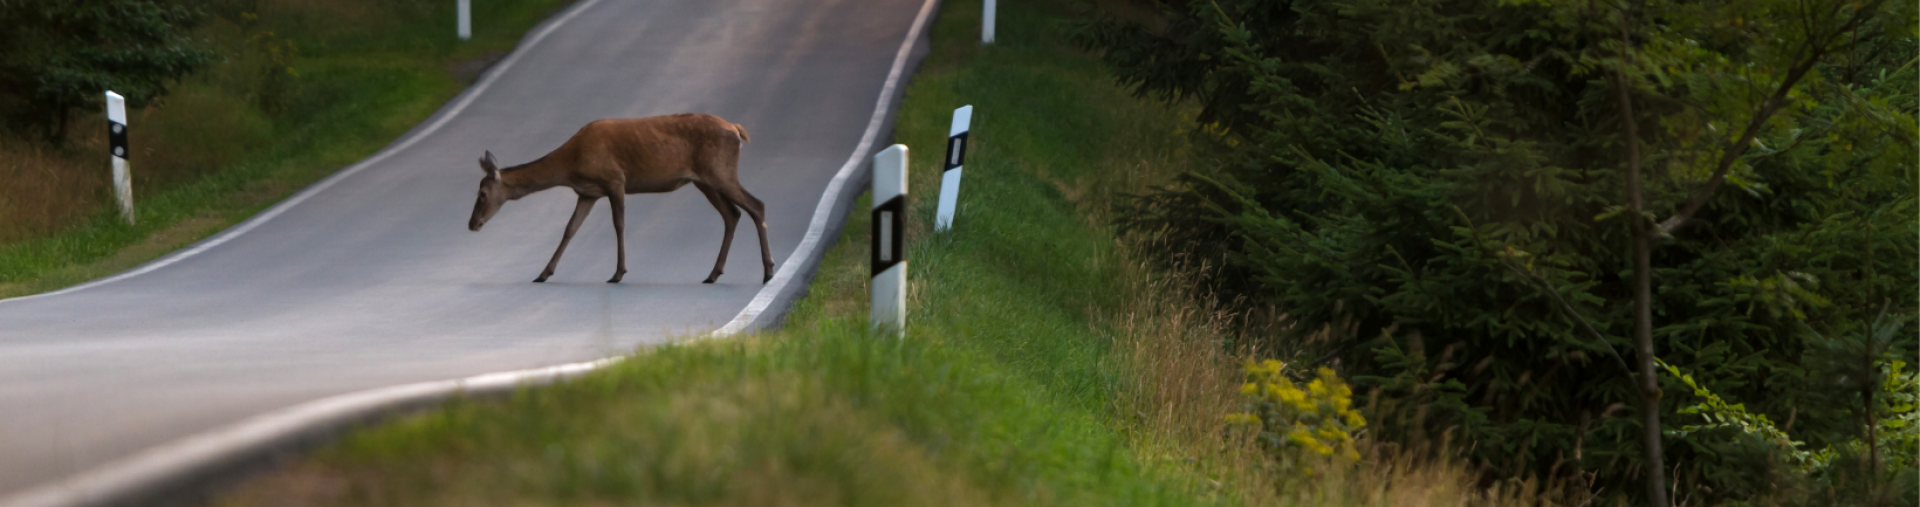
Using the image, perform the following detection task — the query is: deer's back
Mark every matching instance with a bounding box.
[569,114,744,193]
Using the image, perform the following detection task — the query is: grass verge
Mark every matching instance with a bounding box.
[205,1,1550,506]
[0,0,570,299]
[210,1,1209,504]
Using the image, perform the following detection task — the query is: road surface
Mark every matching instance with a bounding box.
[0,0,931,496]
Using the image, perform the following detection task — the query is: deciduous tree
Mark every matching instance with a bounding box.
[0,0,215,143]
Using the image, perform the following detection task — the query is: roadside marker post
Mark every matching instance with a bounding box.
[105,91,134,224]
[457,0,472,40]
[870,145,908,335]
[934,105,971,231]
[982,0,996,44]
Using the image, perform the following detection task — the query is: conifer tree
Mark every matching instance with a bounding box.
[1080,0,1916,502]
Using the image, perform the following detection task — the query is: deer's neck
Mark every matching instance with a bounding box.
[499,156,569,199]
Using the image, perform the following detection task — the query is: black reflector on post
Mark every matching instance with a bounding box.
[944,132,967,170]
[870,195,905,276]
[109,122,129,161]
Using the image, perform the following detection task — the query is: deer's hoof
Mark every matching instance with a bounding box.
[533,276,548,283]
[762,273,772,284]
[702,276,718,284]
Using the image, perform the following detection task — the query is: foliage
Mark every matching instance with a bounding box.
[0,0,217,142]
[1662,356,1920,503]
[1076,0,1917,502]
[1660,358,1834,473]
[1880,360,1920,472]
[1228,360,1367,463]
[236,11,299,115]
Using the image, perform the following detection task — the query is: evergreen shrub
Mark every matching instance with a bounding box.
[1077,0,1917,501]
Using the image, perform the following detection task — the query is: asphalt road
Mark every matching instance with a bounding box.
[0,0,930,496]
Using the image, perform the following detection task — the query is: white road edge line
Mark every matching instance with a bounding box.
[0,0,941,504]
[714,0,939,338]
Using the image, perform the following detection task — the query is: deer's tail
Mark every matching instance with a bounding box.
[730,123,750,144]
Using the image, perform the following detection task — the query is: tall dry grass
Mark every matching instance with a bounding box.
[0,87,270,243]
[0,122,109,242]
[1078,136,1590,506]
[0,0,463,249]
[1100,248,1599,506]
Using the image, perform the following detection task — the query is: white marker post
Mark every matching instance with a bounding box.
[871,145,908,335]
[105,91,134,224]
[457,0,472,40]
[935,105,971,231]
[982,0,996,44]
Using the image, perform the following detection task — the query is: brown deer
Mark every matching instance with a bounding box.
[467,113,772,284]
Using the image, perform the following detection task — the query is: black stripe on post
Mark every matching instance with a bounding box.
[870,195,905,277]
[943,132,968,171]
[109,121,129,161]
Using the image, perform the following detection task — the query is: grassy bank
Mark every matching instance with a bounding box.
[0,0,569,298]
[206,1,1538,506]
[210,0,1211,504]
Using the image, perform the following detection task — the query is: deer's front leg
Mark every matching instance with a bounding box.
[606,191,628,283]
[537,195,597,283]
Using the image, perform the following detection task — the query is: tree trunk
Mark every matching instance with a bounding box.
[1866,221,1882,479]
[48,108,70,147]
[1622,93,1669,507]
[1867,383,1881,477]
[1613,22,1670,505]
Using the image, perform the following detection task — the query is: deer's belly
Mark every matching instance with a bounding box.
[625,177,694,194]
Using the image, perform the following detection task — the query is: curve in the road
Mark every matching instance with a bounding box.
[0,0,940,504]
[4,0,607,308]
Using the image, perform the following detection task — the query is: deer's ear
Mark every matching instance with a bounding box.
[479,151,500,175]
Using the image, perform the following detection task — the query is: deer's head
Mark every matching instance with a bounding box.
[469,151,508,231]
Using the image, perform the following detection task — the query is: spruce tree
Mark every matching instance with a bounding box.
[1079,0,1916,502]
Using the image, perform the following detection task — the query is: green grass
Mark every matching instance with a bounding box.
[208,0,1223,505]
[0,0,571,298]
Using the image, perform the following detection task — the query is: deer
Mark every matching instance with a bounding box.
[467,113,773,285]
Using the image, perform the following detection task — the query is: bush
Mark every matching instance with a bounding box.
[1228,360,1366,465]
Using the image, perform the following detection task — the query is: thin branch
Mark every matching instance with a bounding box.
[1655,0,1886,235]
[1656,56,1817,234]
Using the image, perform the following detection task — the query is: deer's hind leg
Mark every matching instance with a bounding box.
[538,195,598,283]
[607,191,628,283]
[714,184,773,284]
[693,181,741,284]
